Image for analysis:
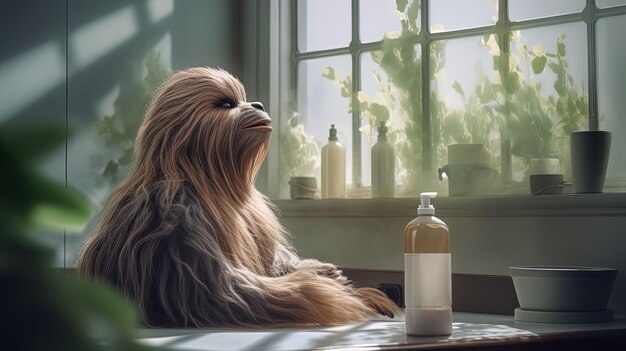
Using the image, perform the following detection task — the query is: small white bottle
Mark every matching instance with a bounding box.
[371,121,394,198]
[404,192,452,336]
[321,124,346,199]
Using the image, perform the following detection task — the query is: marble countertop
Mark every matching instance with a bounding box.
[135,312,626,351]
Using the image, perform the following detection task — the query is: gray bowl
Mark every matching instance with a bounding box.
[510,266,617,312]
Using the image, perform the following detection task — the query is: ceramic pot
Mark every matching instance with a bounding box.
[570,131,611,193]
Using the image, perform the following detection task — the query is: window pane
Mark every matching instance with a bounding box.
[360,43,421,196]
[430,36,501,194]
[508,23,588,183]
[597,15,626,186]
[596,0,626,9]
[511,24,588,104]
[360,0,412,43]
[429,23,588,196]
[508,0,585,21]
[429,0,497,33]
[360,52,379,188]
[296,55,352,192]
[297,0,351,52]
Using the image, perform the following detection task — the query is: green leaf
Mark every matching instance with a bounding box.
[554,79,567,97]
[531,55,547,74]
[557,40,566,57]
[369,103,390,122]
[321,66,336,80]
[575,97,587,114]
[6,268,147,350]
[547,61,560,75]
[477,80,495,103]
[0,143,34,219]
[482,33,491,47]
[556,99,566,116]
[371,50,383,64]
[504,71,521,94]
[396,0,408,12]
[0,122,65,162]
[28,173,92,232]
[452,81,465,98]
[443,111,468,144]
[532,43,545,57]
[492,55,500,71]
[340,77,351,98]
[567,97,577,115]
[406,0,419,31]
[64,274,139,334]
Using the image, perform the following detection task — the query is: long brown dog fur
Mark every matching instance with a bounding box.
[76,67,400,328]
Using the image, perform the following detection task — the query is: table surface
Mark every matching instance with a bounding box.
[136,312,626,351]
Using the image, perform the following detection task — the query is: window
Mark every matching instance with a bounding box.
[280,0,626,199]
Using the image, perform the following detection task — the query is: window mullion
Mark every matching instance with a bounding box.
[351,0,361,190]
[497,0,511,148]
[286,0,298,199]
[499,0,508,23]
[421,0,432,190]
[586,0,599,130]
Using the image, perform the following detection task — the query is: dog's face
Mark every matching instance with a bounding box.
[136,67,271,188]
[198,70,272,178]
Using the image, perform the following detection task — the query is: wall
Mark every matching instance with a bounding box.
[1,0,69,266]
[283,212,626,315]
[0,0,244,267]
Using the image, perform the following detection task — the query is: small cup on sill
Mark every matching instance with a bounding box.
[289,177,317,199]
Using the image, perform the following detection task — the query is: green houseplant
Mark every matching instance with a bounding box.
[280,112,321,198]
[486,32,587,179]
[0,123,150,350]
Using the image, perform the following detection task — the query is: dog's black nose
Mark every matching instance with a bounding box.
[251,102,264,111]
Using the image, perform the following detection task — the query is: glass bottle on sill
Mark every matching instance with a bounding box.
[404,192,452,336]
[321,124,345,199]
[371,121,394,198]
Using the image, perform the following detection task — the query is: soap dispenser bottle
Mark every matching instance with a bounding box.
[371,121,394,198]
[321,124,346,199]
[404,192,452,336]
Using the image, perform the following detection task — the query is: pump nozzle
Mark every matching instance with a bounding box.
[328,124,338,141]
[418,192,437,215]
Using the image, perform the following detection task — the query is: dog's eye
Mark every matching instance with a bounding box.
[219,100,236,108]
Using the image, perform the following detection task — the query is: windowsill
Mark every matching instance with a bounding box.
[274,192,626,218]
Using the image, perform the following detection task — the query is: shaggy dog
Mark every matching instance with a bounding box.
[76,67,400,328]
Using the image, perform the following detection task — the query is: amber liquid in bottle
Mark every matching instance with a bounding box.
[404,222,450,254]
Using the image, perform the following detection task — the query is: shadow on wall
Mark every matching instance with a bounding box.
[0,0,243,267]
